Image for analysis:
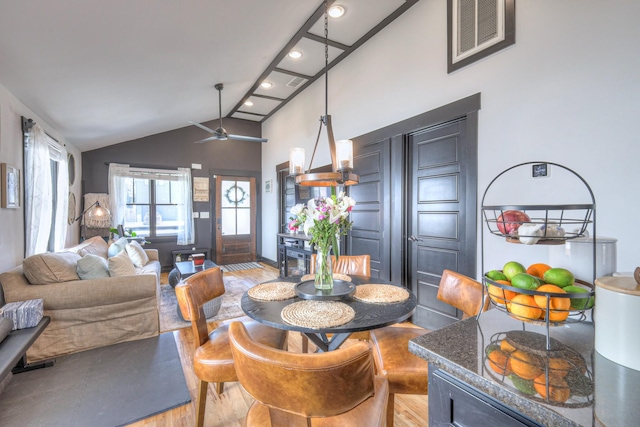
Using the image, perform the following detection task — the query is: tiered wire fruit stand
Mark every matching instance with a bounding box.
[480,162,597,351]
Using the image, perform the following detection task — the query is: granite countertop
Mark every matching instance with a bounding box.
[409,309,640,427]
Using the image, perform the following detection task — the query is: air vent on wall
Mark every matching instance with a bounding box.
[286,76,307,88]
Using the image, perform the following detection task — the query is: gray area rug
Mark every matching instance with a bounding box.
[159,275,251,333]
[219,262,264,272]
[0,333,190,427]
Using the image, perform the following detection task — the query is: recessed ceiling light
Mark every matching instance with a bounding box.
[288,50,303,59]
[328,5,345,18]
[244,100,254,106]
[261,81,273,89]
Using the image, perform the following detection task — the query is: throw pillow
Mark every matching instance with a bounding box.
[108,250,136,277]
[23,252,81,284]
[125,240,149,268]
[77,254,110,280]
[107,237,128,257]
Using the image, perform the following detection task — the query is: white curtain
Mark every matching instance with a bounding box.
[51,145,68,251]
[176,167,194,245]
[24,124,53,256]
[108,163,130,227]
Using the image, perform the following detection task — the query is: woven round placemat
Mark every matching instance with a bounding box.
[248,282,296,301]
[353,284,410,304]
[301,273,351,282]
[281,301,355,329]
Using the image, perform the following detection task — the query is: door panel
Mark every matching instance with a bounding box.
[214,176,256,264]
[348,138,391,279]
[410,118,477,330]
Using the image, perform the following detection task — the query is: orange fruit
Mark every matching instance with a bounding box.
[500,340,517,353]
[510,350,542,380]
[548,358,571,378]
[541,309,570,322]
[533,373,571,403]
[509,294,542,321]
[533,284,571,310]
[488,349,511,376]
[488,280,518,305]
[526,263,551,279]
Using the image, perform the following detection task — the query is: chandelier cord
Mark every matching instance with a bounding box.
[324,0,329,119]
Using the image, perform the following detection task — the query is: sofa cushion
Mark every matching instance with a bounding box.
[66,236,109,259]
[125,240,149,268]
[108,250,137,277]
[107,237,128,258]
[77,254,110,280]
[23,252,81,285]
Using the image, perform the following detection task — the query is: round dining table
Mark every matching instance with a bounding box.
[241,275,417,352]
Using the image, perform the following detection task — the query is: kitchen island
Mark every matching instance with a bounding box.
[409,308,640,426]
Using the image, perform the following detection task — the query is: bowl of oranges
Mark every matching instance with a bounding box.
[484,331,593,408]
[484,261,595,325]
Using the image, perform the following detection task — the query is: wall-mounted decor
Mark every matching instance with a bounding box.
[265,179,272,194]
[447,0,515,73]
[1,163,20,208]
[193,176,209,202]
[68,153,76,185]
[67,192,76,224]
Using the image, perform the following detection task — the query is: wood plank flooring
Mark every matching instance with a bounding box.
[130,264,428,426]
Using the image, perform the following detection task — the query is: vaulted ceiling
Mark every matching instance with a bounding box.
[0,0,417,151]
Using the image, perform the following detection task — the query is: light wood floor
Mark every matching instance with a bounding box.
[130,264,428,427]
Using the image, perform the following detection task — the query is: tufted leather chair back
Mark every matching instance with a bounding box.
[436,269,490,319]
[309,254,371,277]
[228,321,378,420]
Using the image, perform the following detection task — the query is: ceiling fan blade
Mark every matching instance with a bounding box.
[188,121,216,134]
[228,134,268,143]
[194,135,220,143]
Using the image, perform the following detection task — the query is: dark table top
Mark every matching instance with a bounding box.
[409,308,640,427]
[175,259,217,278]
[241,275,417,335]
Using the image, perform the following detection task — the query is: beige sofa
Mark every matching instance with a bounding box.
[0,237,160,363]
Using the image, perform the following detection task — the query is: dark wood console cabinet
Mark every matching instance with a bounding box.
[428,365,543,427]
[277,233,315,277]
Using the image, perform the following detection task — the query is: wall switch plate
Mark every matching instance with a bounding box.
[200,211,210,219]
[532,163,550,178]
[191,163,202,170]
[192,212,199,218]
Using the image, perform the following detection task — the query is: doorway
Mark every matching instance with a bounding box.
[213,175,257,264]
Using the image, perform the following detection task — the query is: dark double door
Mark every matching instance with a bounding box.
[349,95,479,330]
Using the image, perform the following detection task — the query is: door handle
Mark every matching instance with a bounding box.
[408,235,423,242]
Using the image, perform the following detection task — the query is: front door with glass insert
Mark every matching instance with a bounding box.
[214,176,256,265]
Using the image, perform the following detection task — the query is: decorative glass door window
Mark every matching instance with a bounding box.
[220,179,251,235]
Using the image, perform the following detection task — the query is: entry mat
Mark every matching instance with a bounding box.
[220,261,264,272]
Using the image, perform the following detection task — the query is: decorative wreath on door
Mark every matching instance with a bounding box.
[225,185,248,206]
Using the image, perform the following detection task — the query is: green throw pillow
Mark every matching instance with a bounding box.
[107,237,128,257]
[77,254,110,280]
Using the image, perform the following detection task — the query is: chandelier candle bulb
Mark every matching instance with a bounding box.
[335,139,353,171]
[289,147,305,175]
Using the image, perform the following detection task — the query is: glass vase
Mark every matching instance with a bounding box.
[314,246,334,290]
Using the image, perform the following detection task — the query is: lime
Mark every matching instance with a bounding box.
[486,270,508,281]
[543,268,575,288]
[509,374,536,396]
[503,261,526,281]
[564,285,595,309]
[511,273,542,291]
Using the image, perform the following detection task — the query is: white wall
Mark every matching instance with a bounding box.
[0,83,81,273]
[261,0,640,277]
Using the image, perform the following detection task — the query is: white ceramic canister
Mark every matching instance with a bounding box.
[594,271,640,372]
[548,236,617,283]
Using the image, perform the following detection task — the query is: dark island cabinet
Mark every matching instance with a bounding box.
[429,366,543,427]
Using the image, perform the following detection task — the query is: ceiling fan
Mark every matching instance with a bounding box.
[189,83,267,143]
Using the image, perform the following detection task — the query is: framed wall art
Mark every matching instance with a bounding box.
[265,179,273,194]
[1,163,20,209]
[193,176,210,202]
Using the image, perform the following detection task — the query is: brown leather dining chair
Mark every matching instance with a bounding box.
[228,321,389,427]
[303,254,372,352]
[175,267,288,427]
[369,269,489,427]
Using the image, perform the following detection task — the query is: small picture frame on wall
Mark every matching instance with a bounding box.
[265,179,273,193]
[1,163,20,209]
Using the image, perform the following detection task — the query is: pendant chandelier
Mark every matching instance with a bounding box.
[289,0,359,187]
